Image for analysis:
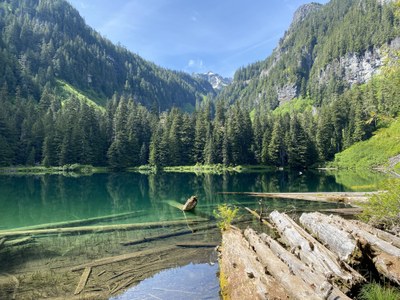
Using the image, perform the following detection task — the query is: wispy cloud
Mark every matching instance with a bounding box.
[187,59,204,70]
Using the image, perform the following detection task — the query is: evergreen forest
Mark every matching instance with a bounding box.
[0,0,400,170]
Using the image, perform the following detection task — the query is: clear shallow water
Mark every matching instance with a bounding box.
[0,170,383,230]
[0,170,386,299]
[110,263,220,300]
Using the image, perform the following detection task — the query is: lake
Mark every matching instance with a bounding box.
[0,170,386,299]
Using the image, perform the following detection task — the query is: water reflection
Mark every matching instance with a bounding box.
[110,263,220,300]
[0,170,384,230]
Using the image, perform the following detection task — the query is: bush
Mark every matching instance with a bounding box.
[358,179,400,230]
[213,204,239,231]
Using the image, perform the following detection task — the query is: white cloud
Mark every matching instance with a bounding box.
[187,59,204,70]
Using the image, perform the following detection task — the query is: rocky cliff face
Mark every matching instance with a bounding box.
[315,37,400,88]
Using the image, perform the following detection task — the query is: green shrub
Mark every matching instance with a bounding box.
[213,204,239,230]
[358,179,400,229]
[358,283,400,300]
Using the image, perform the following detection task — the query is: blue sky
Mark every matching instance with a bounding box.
[68,0,329,77]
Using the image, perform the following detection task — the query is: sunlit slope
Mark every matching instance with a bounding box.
[333,119,400,170]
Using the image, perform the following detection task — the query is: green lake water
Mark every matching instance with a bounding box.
[0,170,387,299]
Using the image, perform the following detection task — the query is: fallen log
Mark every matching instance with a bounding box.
[74,267,91,295]
[299,212,361,263]
[220,192,377,204]
[328,214,400,285]
[347,219,400,248]
[269,210,364,291]
[259,232,351,300]
[243,228,323,300]
[71,245,175,272]
[219,227,290,300]
[5,211,146,231]
[0,218,208,239]
[120,223,217,246]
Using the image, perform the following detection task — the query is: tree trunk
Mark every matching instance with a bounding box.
[268,211,364,291]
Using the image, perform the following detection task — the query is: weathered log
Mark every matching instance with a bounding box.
[328,214,400,285]
[219,227,290,300]
[6,211,146,231]
[71,245,175,272]
[299,212,361,263]
[74,267,91,295]
[219,191,377,204]
[120,223,217,246]
[244,228,323,300]
[269,210,364,291]
[347,219,400,248]
[259,232,351,300]
[0,218,207,239]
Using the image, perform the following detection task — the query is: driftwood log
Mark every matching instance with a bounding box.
[258,232,350,300]
[219,227,290,300]
[269,210,364,291]
[243,228,323,300]
[327,214,400,285]
[299,212,361,263]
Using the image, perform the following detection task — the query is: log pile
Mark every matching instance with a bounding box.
[219,210,400,299]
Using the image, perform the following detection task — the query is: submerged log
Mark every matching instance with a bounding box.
[4,236,34,247]
[259,232,350,300]
[219,227,290,300]
[328,214,400,285]
[120,223,217,246]
[6,211,146,231]
[269,211,364,291]
[74,267,91,295]
[71,245,175,272]
[244,228,323,300]
[0,219,207,239]
[299,212,361,263]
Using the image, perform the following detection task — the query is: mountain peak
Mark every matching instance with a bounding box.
[195,72,232,91]
[291,2,323,28]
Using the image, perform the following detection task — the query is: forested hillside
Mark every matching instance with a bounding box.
[0,0,214,111]
[0,0,399,170]
[219,0,400,109]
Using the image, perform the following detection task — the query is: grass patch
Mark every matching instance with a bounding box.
[56,80,106,110]
[358,283,400,300]
[333,119,400,169]
[0,165,108,176]
[163,164,273,174]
